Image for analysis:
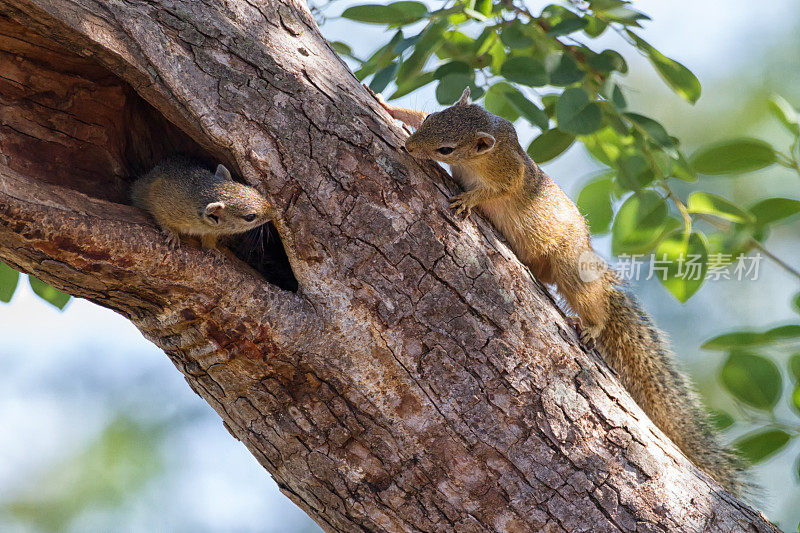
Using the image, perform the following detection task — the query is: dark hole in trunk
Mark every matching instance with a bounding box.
[0,14,297,291]
[229,223,298,292]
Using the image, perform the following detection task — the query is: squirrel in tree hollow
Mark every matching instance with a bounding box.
[377,87,746,495]
[131,157,274,250]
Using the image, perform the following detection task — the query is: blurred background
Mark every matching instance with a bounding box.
[1,0,799,531]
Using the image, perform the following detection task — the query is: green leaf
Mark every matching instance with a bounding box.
[356,31,404,79]
[505,90,549,130]
[436,74,482,105]
[548,17,588,36]
[734,429,791,464]
[795,292,800,315]
[587,50,627,73]
[768,94,800,135]
[749,198,800,227]
[626,31,701,104]
[29,275,71,310]
[790,353,800,381]
[484,83,520,122]
[540,3,573,19]
[588,0,626,9]
[556,88,603,135]
[792,385,800,412]
[616,153,655,191]
[500,56,548,87]
[393,34,422,54]
[654,230,708,302]
[547,52,585,86]
[389,71,435,99]
[527,129,575,163]
[577,175,614,234]
[610,84,626,110]
[474,0,492,16]
[0,261,20,303]
[600,6,651,27]
[434,61,470,79]
[583,15,608,38]
[436,30,475,61]
[709,410,735,430]
[369,62,399,93]
[624,113,673,148]
[500,20,534,49]
[611,190,670,255]
[330,41,354,57]
[341,2,428,25]
[702,331,768,350]
[690,139,776,175]
[764,324,800,342]
[483,35,506,73]
[581,126,631,165]
[671,150,698,181]
[686,192,754,224]
[720,351,782,410]
[396,20,448,82]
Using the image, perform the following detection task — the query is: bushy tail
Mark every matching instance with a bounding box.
[597,282,746,494]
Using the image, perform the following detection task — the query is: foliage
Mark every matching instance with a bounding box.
[3,416,164,531]
[323,0,800,488]
[0,261,72,310]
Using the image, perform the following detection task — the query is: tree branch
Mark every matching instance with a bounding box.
[0,0,778,531]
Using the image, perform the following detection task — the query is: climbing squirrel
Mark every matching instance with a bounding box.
[131,157,274,250]
[377,87,746,495]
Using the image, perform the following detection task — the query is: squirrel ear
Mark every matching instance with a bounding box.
[474,132,496,155]
[215,164,232,181]
[455,86,471,106]
[204,201,226,224]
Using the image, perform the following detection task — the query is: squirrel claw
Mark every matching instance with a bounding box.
[580,329,598,350]
[568,317,600,350]
[162,229,180,250]
[207,247,225,264]
[363,83,390,110]
[449,193,474,219]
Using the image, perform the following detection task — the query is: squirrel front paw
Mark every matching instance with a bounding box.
[162,228,180,250]
[449,191,478,219]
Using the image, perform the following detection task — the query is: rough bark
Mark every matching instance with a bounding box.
[0,1,777,531]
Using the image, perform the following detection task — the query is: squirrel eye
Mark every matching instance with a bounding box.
[437,146,454,155]
[243,214,257,222]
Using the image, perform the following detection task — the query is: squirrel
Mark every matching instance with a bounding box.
[131,156,274,250]
[376,87,746,495]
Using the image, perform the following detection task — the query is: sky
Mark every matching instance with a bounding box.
[1,0,799,531]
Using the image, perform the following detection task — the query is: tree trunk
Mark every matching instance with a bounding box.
[0,1,777,531]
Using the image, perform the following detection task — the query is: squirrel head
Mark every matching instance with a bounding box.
[404,87,509,164]
[201,164,275,234]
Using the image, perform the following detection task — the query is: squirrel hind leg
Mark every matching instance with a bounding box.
[566,317,601,349]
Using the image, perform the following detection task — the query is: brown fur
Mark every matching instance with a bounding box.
[131,157,274,249]
[379,88,746,494]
